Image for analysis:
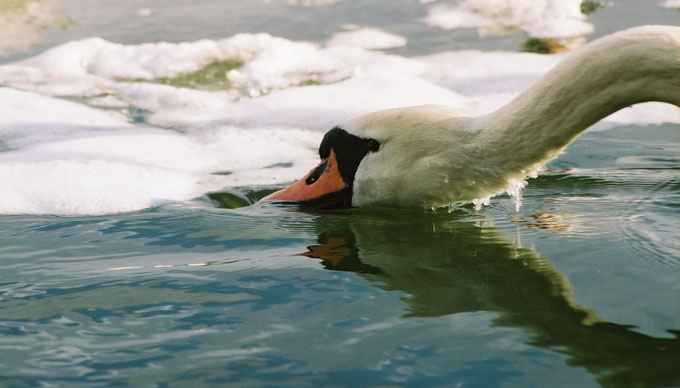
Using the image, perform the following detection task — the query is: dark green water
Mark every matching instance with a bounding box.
[1,126,679,387]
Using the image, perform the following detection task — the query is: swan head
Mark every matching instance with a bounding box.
[264,105,481,209]
[262,124,381,209]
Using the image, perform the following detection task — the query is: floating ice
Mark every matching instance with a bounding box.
[660,0,680,8]
[424,0,594,39]
[327,27,408,50]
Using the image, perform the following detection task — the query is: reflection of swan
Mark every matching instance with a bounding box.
[264,25,680,209]
[300,211,680,388]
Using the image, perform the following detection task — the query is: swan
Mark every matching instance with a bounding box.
[263,25,680,209]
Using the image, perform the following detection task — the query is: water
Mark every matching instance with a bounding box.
[1,1,679,387]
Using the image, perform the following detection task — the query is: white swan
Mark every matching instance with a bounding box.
[263,25,680,209]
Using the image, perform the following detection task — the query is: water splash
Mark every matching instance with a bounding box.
[472,196,491,210]
[505,178,529,212]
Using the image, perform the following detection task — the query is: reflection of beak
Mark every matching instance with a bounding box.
[262,150,352,209]
[300,236,351,265]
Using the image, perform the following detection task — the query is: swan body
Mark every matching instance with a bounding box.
[264,25,680,209]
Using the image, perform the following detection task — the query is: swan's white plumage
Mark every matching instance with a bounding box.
[344,25,680,209]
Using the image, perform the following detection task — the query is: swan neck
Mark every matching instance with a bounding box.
[483,26,680,166]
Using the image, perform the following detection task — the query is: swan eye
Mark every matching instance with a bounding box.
[305,160,328,185]
[368,139,380,153]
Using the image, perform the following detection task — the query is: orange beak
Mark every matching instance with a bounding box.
[262,150,352,208]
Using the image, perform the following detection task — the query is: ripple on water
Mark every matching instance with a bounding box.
[612,201,680,272]
[522,167,680,273]
[601,170,680,272]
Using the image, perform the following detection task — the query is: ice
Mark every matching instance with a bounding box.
[0,28,677,215]
[424,0,594,39]
[1,33,339,97]
[660,0,680,8]
[327,27,408,50]
[417,49,562,113]
[0,87,128,146]
[0,88,319,215]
